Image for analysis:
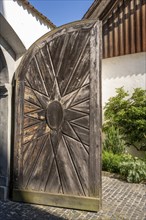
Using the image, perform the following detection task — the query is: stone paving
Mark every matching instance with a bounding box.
[0,176,146,220]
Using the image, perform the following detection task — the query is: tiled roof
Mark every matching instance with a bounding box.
[16,0,56,29]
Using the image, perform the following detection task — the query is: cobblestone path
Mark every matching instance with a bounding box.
[0,176,145,220]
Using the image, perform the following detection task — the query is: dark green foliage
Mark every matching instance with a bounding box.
[102,151,146,183]
[102,151,122,173]
[103,126,125,154]
[103,87,146,151]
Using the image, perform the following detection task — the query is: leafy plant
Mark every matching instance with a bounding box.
[103,126,125,154]
[102,151,122,173]
[102,151,146,183]
[103,87,146,151]
[119,157,146,183]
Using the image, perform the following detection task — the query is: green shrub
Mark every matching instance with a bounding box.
[102,151,146,183]
[102,151,122,173]
[119,157,146,183]
[103,87,146,151]
[103,126,126,154]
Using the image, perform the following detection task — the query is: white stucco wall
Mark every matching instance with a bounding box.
[102,52,146,107]
[1,0,51,50]
[0,40,16,82]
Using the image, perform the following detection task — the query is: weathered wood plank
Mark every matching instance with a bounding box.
[61,83,89,109]
[124,1,130,54]
[23,122,49,144]
[35,49,54,97]
[44,159,63,194]
[130,0,136,53]
[25,59,48,96]
[100,0,146,58]
[13,81,24,188]
[26,135,62,193]
[24,109,46,121]
[64,109,87,121]
[71,100,89,114]
[62,120,79,142]
[70,84,90,107]
[13,19,102,211]
[70,123,89,146]
[119,1,125,56]
[135,0,141,52]
[108,16,114,57]
[63,41,90,95]
[56,31,91,96]
[24,100,41,114]
[61,89,79,109]
[23,116,41,129]
[142,0,146,51]
[23,134,48,188]
[70,115,89,129]
[55,136,84,196]
[103,22,108,58]
[24,86,42,107]
[89,21,102,200]
[48,34,70,78]
[13,190,100,212]
[113,11,119,57]
[63,135,88,195]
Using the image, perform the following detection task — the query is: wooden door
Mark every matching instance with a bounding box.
[13,20,102,211]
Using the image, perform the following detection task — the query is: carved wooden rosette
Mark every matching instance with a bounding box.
[13,20,102,212]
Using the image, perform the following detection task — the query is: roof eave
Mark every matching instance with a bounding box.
[82,0,103,19]
[82,0,119,20]
[16,0,56,29]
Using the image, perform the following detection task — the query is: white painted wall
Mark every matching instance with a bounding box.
[102,52,146,107]
[1,0,51,50]
[102,52,146,158]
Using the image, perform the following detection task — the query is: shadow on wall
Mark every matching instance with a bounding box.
[0,0,4,15]
[13,0,50,28]
[0,48,9,200]
[0,85,8,99]
[102,52,146,80]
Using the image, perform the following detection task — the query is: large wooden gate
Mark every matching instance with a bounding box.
[13,20,102,211]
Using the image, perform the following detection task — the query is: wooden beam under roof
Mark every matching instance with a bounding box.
[83,0,112,20]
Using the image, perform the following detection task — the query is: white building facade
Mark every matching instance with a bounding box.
[102,52,146,106]
[83,0,146,107]
[83,0,146,158]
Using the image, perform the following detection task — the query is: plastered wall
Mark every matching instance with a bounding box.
[1,0,50,50]
[102,52,146,107]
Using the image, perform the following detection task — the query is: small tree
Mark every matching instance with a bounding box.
[103,87,146,151]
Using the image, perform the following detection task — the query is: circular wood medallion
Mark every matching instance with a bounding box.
[46,101,64,130]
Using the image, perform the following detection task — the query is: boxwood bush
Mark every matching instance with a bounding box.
[103,87,146,152]
[102,151,146,183]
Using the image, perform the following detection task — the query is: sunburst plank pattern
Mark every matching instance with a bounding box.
[21,27,92,197]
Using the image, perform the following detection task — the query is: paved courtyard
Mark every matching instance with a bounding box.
[0,176,146,220]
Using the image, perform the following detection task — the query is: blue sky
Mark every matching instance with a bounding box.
[29,0,94,27]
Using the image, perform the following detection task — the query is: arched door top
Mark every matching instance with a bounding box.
[13,20,102,212]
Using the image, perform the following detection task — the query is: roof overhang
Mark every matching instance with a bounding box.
[83,0,119,21]
[15,0,56,29]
